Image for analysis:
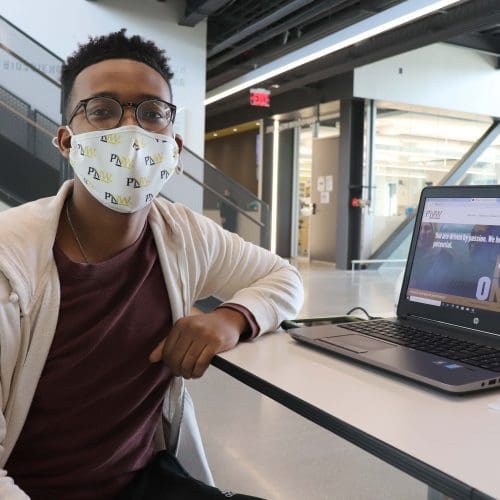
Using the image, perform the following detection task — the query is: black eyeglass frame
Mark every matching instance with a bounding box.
[67,96,177,131]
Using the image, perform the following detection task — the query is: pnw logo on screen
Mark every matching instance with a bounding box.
[424,210,443,220]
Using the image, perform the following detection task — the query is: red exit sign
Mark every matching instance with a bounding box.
[250,88,270,107]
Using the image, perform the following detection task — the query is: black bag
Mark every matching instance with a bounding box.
[117,451,267,500]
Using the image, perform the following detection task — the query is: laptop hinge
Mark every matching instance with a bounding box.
[406,314,498,338]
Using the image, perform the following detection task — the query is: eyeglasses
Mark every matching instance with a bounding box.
[68,96,177,132]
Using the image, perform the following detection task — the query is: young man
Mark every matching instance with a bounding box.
[0,30,303,499]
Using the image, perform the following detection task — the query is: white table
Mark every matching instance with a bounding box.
[212,332,500,500]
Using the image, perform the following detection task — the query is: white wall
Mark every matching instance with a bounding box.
[0,0,206,211]
[354,43,500,119]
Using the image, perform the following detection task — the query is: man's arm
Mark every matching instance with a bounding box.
[150,206,304,378]
[150,307,245,378]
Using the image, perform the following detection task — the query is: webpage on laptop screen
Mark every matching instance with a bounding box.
[407,197,500,314]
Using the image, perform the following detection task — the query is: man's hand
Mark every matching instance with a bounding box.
[149,308,248,378]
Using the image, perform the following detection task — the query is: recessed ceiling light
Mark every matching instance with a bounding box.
[233,128,238,131]
[271,84,280,89]
[213,133,218,136]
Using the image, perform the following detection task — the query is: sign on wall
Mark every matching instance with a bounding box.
[249,88,270,107]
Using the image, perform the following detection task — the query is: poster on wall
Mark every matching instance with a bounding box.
[326,175,333,192]
[320,191,330,204]
[317,176,325,192]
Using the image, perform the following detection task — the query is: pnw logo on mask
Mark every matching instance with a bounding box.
[77,144,96,158]
[132,138,145,150]
[100,133,121,145]
[144,153,164,166]
[88,167,112,184]
[126,176,150,188]
[110,153,134,169]
[105,192,132,207]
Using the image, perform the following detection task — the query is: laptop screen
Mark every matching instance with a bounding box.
[398,187,500,334]
[407,197,500,314]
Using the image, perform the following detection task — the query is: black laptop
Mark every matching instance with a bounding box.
[289,185,500,393]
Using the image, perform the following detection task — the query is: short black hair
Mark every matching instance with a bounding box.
[60,29,174,122]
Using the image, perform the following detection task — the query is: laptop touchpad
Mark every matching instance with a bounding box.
[320,335,396,353]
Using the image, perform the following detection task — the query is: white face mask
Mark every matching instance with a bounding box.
[66,125,180,213]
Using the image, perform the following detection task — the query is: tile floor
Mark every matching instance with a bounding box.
[187,260,428,500]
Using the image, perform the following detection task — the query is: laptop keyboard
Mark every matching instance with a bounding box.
[338,320,500,372]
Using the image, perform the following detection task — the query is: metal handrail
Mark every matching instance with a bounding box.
[184,145,267,202]
[0,42,61,88]
[181,166,265,228]
[351,258,406,272]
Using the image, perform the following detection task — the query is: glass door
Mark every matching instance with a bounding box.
[296,126,314,257]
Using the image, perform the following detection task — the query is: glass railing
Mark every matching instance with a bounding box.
[184,147,269,248]
[376,128,500,265]
[0,85,63,172]
[369,105,493,253]
[0,84,63,204]
[459,133,500,185]
[0,13,64,203]
[0,15,62,123]
[367,103,500,265]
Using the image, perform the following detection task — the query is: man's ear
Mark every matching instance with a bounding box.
[56,126,72,159]
[174,133,183,154]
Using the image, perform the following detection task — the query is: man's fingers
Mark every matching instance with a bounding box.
[191,345,215,379]
[162,328,192,372]
[149,323,181,364]
[178,341,208,379]
[149,339,166,363]
[149,311,242,376]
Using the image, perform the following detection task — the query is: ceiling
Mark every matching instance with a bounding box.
[178,0,500,130]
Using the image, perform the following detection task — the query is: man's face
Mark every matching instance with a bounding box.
[57,58,179,157]
[418,222,434,248]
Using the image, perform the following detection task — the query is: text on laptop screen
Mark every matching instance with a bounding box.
[407,197,500,314]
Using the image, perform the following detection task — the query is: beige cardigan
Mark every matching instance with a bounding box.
[0,181,303,498]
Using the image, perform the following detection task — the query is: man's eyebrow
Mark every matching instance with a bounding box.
[87,91,120,99]
[87,92,168,101]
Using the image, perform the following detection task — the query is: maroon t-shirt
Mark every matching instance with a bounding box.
[6,224,173,499]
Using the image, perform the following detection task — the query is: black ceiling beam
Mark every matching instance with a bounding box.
[208,2,367,89]
[207,0,354,72]
[179,0,234,27]
[207,0,316,58]
[447,33,500,56]
[206,0,416,88]
[207,0,496,91]
[206,0,500,128]
[206,73,354,131]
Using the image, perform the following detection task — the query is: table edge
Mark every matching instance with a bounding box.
[211,355,493,500]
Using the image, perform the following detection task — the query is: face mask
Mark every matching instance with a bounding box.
[65,125,180,213]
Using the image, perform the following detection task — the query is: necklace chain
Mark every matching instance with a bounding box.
[65,200,90,263]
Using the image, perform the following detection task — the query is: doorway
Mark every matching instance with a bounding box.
[294,121,340,259]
